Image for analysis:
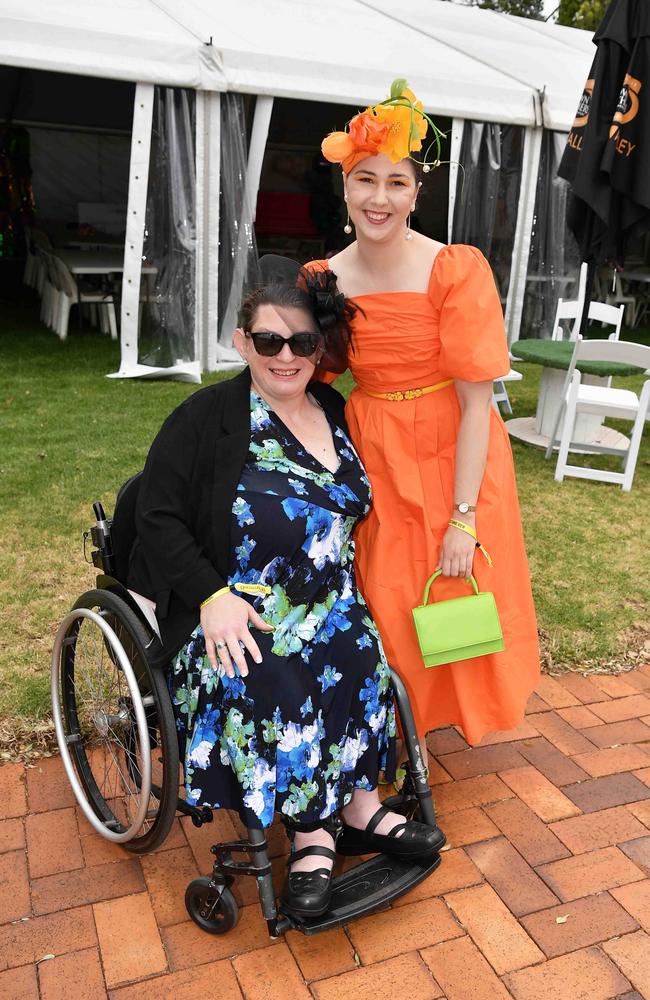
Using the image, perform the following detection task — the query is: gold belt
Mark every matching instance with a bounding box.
[363,379,453,402]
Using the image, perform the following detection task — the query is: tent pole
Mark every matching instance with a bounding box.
[219,94,274,349]
[504,125,543,346]
[115,83,154,375]
[447,118,464,245]
[195,91,221,372]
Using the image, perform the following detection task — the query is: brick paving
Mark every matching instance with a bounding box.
[3,668,650,998]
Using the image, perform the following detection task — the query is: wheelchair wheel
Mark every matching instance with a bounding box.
[51,588,179,852]
[185,878,239,935]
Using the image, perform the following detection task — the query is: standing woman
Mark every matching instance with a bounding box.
[306,81,539,746]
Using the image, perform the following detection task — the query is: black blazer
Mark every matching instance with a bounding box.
[128,367,348,666]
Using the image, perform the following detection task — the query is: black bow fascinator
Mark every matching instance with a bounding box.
[298,265,357,374]
[246,255,355,375]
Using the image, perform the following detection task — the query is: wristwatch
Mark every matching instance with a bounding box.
[455,501,476,514]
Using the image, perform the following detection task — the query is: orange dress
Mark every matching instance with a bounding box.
[307,244,539,745]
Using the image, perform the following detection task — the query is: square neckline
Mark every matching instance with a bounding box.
[324,242,451,300]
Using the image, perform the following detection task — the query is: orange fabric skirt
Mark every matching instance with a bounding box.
[346,383,539,745]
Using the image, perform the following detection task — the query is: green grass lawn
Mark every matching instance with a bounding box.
[1,274,649,752]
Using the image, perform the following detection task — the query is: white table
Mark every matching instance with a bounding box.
[56,249,156,275]
[65,239,125,251]
[54,250,156,334]
[506,339,632,452]
[619,270,650,284]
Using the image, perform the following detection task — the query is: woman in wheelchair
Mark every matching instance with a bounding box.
[127,268,443,918]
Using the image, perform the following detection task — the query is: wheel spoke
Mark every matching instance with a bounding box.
[55,595,177,849]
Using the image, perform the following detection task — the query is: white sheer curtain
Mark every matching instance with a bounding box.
[452,122,524,307]
[140,87,197,367]
[217,92,261,348]
[522,130,580,339]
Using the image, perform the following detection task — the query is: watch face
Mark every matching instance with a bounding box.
[457,502,469,514]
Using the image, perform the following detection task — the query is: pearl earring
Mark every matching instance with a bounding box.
[344,212,352,235]
[405,214,413,240]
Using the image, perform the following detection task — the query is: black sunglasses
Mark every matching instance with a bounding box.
[246,330,323,358]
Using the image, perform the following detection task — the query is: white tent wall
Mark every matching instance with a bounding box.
[0,0,594,372]
[196,91,222,373]
[447,120,464,245]
[218,96,274,357]
[505,127,544,346]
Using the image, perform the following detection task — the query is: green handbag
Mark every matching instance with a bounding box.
[412,570,504,668]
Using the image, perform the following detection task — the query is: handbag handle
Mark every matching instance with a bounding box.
[422,569,479,606]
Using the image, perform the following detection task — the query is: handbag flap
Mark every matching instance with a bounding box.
[412,592,502,656]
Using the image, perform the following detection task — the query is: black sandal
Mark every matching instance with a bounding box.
[280,828,337,918]
[337,804,446,859]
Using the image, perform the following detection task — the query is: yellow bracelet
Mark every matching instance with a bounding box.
[200,586,231,609]
[448,519,493,567]
[448,517,477,540]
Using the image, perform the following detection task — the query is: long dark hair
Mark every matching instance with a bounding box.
[238,266,355,375]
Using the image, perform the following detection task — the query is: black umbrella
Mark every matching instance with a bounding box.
[558,0,650,333]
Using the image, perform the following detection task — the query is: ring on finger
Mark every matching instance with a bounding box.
[216,640,226,651]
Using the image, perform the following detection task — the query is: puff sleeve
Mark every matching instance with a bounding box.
[435,245,509,382]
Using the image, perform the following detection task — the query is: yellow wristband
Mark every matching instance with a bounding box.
[448,518,477,540]
[448,519,493,567]
[200,586,231,609]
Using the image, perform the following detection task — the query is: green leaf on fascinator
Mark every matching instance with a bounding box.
[389,78,408,101]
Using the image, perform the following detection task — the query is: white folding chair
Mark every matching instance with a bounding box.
[30,229,54,297]
[551,298,625,343]
[22,226,39,289]
[544,338,650,492]
[586,300,625,341]
[49,255,118,341]
[38,250,61,330]
[493,369,523,416]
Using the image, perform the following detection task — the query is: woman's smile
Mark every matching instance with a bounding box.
[363,210,391,225]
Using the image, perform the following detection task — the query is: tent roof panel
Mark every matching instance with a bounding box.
[352,0,594,129]
[177,0,540,124]
[0,0,224,88]
[0,0,593,128]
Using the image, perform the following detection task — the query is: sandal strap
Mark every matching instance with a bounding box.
[362,805,409,840]
[287,845,338,867]
[366,805,390,837]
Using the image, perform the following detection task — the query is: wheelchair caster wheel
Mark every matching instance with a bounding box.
[185,878,239,935]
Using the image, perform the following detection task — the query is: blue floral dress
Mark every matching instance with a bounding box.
[171,389,397,829]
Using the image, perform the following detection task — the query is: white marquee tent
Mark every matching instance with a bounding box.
[0,0,594,376]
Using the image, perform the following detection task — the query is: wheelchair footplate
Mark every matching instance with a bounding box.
[280,850,442,935]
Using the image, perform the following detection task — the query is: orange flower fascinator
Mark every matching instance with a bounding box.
[322,79,443,173]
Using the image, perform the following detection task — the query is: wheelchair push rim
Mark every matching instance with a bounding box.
[51,605,153,843]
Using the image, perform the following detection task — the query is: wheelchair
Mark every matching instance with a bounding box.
[52,476,444,937]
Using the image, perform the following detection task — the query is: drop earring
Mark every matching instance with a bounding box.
[343,193,352,235]
[405,203,416,241]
